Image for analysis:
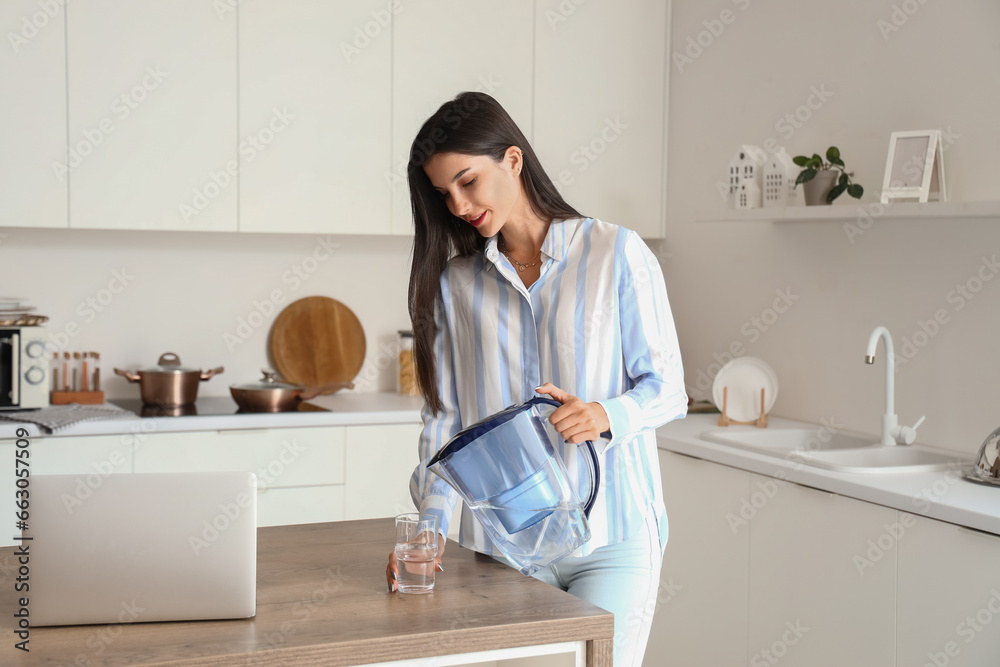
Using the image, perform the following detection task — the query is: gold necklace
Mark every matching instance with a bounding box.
[499,236,542,272]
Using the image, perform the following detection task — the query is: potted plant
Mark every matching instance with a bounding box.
[793,146,864,205]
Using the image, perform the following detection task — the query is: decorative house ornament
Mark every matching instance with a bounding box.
[735,180,762,209]
[880,130,947,204]
[762,148,803,208]
[727,145,766,208]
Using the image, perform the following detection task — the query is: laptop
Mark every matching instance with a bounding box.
[26,471,257,626]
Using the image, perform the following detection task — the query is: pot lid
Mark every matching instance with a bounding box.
[139,352,203,374]
[230,370,304,392]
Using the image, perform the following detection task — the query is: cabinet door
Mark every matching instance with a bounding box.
[133,427,345,488]
[239,1,391,234]
[0,1,68,228]
[897,514,1000,666]
[134,427,345,528]
[391,1,534,234]
[67,1,237,231]
[534,0,666,239]
[344,423,422,521]
[258,485,344,527]
[747,477,896,667]
[644,451,750,667]
[0,434,133,547]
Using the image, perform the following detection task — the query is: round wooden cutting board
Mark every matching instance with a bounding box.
[269,296,366,392]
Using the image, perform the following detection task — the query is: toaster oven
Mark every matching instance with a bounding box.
[0,326,49,410]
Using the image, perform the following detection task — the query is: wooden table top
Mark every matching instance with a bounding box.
[0,519,614,666]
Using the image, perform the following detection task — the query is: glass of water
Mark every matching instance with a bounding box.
[394,513,438,594]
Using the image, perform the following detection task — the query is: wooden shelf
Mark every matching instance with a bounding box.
[697,200,1000,223]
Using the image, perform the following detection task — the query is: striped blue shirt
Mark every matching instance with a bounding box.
[410,217,687,557]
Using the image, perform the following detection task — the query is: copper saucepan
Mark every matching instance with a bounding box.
[114,352,224,407]
[230,370,353,413]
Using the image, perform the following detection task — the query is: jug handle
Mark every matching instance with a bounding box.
[529,397,602,519]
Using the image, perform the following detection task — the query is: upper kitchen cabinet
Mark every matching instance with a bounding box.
[67,1,237,231]
[391,1,534,235]
[239,1,392,235]
[0,1,68,229]
[534,0,667,239]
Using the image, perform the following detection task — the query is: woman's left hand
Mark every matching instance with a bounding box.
[535,382,610,444]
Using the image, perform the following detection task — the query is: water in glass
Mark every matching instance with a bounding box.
[395,541,437,593]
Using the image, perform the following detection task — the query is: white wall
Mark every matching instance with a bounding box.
[0,228,414,397]
[664,0,1000,454]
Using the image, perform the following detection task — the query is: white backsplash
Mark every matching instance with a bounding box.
[1,228,414,398]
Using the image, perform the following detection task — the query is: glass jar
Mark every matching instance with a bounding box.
[397,330,419,396]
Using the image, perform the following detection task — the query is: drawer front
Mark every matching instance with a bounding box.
[257,485,344,527]
[134,427,345,488]
[27,434,132,475]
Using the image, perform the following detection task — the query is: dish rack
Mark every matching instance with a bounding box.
[717,386,769,428]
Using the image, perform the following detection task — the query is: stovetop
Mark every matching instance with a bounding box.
[109,396,329,418]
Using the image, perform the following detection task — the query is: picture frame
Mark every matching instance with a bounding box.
[880,130,946,204]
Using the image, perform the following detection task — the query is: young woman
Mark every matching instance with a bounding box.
[386,91,687,667]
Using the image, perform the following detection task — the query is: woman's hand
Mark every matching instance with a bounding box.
[535,382,610,444]
[386,533,446,593]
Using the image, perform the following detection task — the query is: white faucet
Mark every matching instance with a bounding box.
[865,326,925,446]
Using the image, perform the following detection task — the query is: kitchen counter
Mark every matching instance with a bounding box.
[656,413,1000,536]
[0,518,613,666]
[0,392,425,439]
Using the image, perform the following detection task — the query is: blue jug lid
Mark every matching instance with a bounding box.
[427,396,560,467]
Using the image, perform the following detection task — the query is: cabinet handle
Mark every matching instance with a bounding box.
[215,429,270,436]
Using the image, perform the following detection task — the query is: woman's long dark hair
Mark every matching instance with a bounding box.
[408,91,582,415]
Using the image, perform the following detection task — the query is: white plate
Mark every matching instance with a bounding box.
[712,356,778,422]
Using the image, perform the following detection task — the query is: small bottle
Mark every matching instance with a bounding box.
[91,352,101,391]
[81,352,89,392]
[62,352,70,391]
[397,330,419,396]
[52,352,59,392]
[72,352,81,391]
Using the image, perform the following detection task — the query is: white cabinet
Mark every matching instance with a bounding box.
[238,1,392,235]
[8,1,669,236]
[0,420,428,542]
[257,486,344,528]
[645,451,750,667]
[0,433,133,547]
[648,452,900,665]
[344,423,422,520]
[897,513,1000,666]
[747,475,896,667]
[133,427,346,526]
[390,0,535,234]
[0,1,68,228]
[67,1,238,231]
[534,0,667,239]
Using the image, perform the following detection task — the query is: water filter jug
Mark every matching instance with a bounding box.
[427,396,600,575]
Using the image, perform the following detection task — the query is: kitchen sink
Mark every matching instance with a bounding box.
[789,445,971,474]
[699,427,972,474]
[699,427,879,453]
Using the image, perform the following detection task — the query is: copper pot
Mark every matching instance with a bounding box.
[230,370,353,413]
[114,352,224,407]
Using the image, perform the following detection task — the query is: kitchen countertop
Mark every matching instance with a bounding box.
[656,414,1000,537]
[0,392,425,439]
[0,519,613,666]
